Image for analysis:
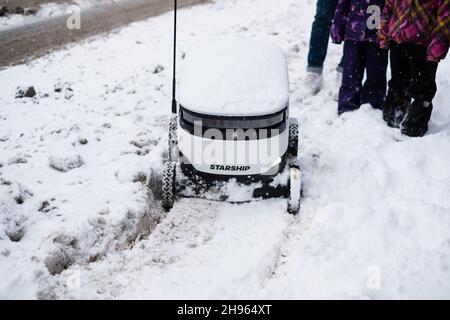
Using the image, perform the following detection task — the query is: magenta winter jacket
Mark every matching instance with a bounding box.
[379,0,450,61]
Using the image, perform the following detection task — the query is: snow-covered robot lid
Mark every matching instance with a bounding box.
[178,39,289,117]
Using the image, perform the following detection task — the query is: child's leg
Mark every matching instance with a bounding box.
[387,43,410,100]
[406,44,438,102]
[307,0,339,73]
[361,43,388,110]
[383,43,411,127]
[338,41,365,114]
[401,43,438,137]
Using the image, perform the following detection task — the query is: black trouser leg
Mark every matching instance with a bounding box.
[406,44,438,102]
[383,43,411,127]
[387,42,410,100]
[400,43,439,137]
[387,43,438,103]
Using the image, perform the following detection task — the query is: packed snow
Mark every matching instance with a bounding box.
[0,0,449,299]
[179,39,289,116]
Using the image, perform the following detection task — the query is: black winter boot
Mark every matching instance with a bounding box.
[382,93,410,128]
[401,99,433,137]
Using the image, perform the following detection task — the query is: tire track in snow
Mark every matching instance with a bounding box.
[43,197,293,299]
[39,198,218,298]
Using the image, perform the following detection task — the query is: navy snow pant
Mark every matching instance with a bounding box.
[307,0,343,73]
[338,41,388,114]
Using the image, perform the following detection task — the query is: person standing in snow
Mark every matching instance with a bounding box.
[379,0,450,137]
[305,0,344,94]
[331,0,388,115]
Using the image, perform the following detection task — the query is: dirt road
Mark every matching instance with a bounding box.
[0,0,207,67]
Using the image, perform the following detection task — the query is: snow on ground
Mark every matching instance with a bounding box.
[0,1,121,31]
[0,0,449,299]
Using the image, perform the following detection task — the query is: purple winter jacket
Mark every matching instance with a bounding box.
[331,0,386,44]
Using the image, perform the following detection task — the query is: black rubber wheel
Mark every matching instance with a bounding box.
[168,115,178,161]
[162,161,176,211]
[287,165,302,215]
[288,118,299,157]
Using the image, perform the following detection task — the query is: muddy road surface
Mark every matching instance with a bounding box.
[0,0,206,67]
